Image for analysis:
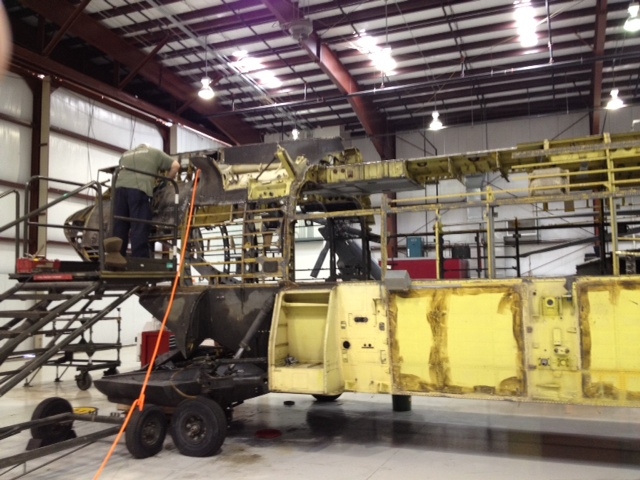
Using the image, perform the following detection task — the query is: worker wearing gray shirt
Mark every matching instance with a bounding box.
[112,144,180,258]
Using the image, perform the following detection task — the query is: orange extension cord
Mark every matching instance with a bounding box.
[94,170,201,479]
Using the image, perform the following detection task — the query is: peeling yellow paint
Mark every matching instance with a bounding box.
[268,275,640,407]
[427,290,450,388]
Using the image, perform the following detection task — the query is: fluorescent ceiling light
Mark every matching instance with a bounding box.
[429,111,444,131]
[519,33,538,48]
[353,34,378,54]
[625,2,640,32]
[256,70,282,89]
[514,1,538,47]
[198,77,215,100]
[350,34,397,76]
[606,89,624,110]
[230,52,283,89]
[232,55,263,73]
[370,47,397,76]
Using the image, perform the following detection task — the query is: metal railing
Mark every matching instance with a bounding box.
[0,189,20,262]
[23,176,105,269]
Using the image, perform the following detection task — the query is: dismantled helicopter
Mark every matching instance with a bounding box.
[5,133,640,459]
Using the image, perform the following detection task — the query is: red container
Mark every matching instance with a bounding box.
[16,257,61,273]
[140,330,175,366]
[387,258,469,279]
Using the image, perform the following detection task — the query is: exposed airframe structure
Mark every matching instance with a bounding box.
[3,132,640,458]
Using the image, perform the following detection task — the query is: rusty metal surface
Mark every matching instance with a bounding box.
[191,156,249,206]
[138,285,280,356]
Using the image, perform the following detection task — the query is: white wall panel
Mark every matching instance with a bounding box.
[399,124,489,158]
[0,242,19,275]
[398,112,590,159]
[0,120,32,183]
[430,123,489,155]
[0,186,24,246]
[0,74,32,121]
[172,125,226,154]
[312,126,342,138]
[44,194,93,244]
[263,126,344,146]
[50,88,162,150]
[396,133,431,159]
[604,105,640,134]
[49,132,120,185]
[516,244,592,278]
[486,112,589,149]
[263,132,285,143]
[0,244,32,341]
[346,136,381,162]
[295,241,326,281]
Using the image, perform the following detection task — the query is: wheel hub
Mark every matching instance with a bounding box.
[186,416,205,440]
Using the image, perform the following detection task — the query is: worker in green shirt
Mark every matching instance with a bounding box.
[112,144,180,258]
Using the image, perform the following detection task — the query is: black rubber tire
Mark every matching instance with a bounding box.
[170,397,227,457]
[75,372,92,391]
[125,405,168,459]
[30,397,73,442]
[312,394,342,402]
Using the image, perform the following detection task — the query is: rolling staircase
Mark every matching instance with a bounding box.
[0,278,141,396]
[0,173,179,396]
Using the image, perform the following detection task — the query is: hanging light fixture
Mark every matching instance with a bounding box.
[198,77,214,100]
[291,128,300,140]
[429,111,444,131]
[625,2,640,32]
[514,1,538,47]
[198,37,215,100]
[606,89,624,110]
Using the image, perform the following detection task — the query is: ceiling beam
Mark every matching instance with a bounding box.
[87,0,183,19]
[42,0,91,57]
[120,0,377,46]
[259,0,394,159]
[10,45,228,144]
[19,0,262,145]
[211,44,639,119]
[590,0,607,135]
[118,34,171,90]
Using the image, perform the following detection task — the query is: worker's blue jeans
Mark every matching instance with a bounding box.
[112,187,152,258]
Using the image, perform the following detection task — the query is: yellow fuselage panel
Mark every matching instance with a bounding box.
[267,277,640,407]
[390,281,524,397]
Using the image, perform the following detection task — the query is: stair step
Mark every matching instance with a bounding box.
[17,281,98,290]
[0,330,23,339]
[11,293,71,301]
[0,369,27,377]
[0,311,48,319]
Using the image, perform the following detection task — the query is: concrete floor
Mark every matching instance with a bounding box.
[2,346,640,480]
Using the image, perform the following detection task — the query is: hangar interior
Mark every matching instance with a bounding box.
[2,1,640,479]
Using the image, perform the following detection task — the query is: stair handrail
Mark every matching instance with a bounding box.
[0,189,20,262]
[1,177,105,268]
